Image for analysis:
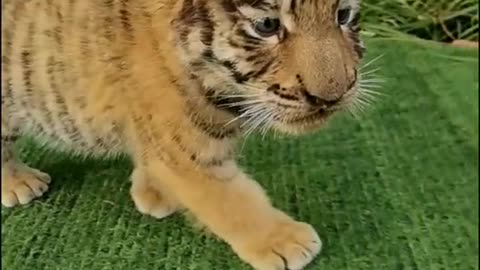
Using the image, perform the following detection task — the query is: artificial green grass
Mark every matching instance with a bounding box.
[1,40,478,270]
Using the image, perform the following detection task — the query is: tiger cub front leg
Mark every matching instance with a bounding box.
[144,159,322,270]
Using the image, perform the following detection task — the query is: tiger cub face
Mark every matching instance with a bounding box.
[173,0,365,135]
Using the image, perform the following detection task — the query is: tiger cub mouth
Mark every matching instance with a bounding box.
[283,108,336,124]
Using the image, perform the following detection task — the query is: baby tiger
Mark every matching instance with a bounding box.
[2,0,365,269]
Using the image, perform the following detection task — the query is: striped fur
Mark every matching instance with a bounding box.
[173,0,364,134]
[2,1,365,269]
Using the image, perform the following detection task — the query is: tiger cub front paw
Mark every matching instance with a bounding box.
[234,220,322,270]
[1,162,51,207]
[130,168,179,219]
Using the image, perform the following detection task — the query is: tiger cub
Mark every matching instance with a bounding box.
[2,0,366,269]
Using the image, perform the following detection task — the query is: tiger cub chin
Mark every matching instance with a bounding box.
[2,0,366,269]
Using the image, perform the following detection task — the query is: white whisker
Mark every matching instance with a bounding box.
[245,110,269,137]
[346,104,362,120]
[360,67,381,76]
[359,83,383,89]
[216,93,263,99]
[359,88,386,97]
[359,78,386,84]
[358,90,378,99]
[221,99,265,108]
[260,112,276,140]
[223,104,263,127]
[360,54,385,71]
[239,107,266,129]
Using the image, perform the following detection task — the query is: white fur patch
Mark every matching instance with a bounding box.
[280,0,296,33]
[238,5,276,20]
[339,0,361,16]
[209,160,240,180]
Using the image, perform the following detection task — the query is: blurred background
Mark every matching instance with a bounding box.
[361,0,478,45]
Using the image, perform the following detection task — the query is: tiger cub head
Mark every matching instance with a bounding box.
[173,0,368,135]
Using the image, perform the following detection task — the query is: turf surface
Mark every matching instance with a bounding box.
[1,40,478,270]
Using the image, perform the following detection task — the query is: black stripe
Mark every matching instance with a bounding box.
[221,60,251,83]
[53,29,63,53]
[21,24,35,98]
[221,0,237,13]
[276,92,299,101]
[190,116,238,139]
[202,48,215,60]
[3,79,14,109]
[251,58,274,79]
[35,6,54,131]
[47,56,83,143]
[18,13,36,132]
[229,39,259,51]
[196,3,215,46]
[290,0,297,14]
[176,0,195,43]
[347,69,358,90]
[1,135,20,142]
[103,0,115,41]
[245,53,261,62]
[79,37,91,73]
[2,1,16,110]
[204,88,246,116]
[29,4,55,132]
[199,50,252,84]
[349,12,361,30]
[119,0,134,40]
[349,32,365,58]
[237,0,273,10]
[236,28,262,45]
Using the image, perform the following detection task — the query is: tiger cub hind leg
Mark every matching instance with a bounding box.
[1,136,51,207]
[130,167,179,219]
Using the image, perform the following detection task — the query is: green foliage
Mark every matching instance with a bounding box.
[361,0,479,42]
